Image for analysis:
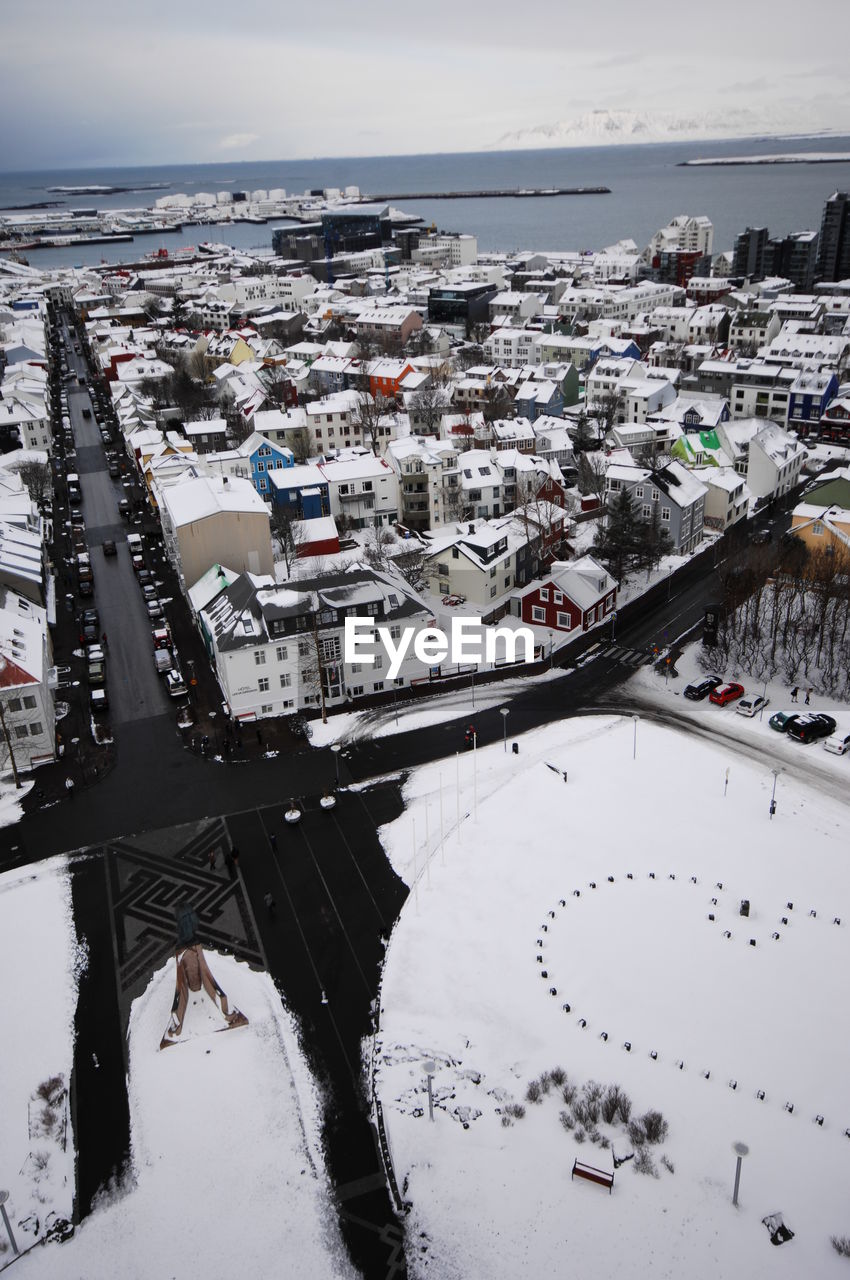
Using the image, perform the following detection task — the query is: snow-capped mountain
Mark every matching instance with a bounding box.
[491,108,845,150]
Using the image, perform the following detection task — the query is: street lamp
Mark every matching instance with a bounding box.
[770,769,780,819]
[633,715,638,760]
[0,1190,18,1256]
[732,1141,749,1207]
[331,742,341,788]
[424,1059,436,1122]
[549,632,554,669]
[500,707,509,752]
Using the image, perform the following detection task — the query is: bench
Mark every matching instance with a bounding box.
[571,1160,614,1194]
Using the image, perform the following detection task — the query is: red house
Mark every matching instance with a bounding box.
[520,556,617,634]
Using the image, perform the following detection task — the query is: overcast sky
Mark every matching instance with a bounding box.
[4,0,850,170]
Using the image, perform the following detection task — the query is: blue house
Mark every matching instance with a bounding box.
[269,463,331,519]
[787,370,838,432]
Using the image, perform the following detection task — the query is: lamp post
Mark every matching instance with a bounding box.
[549,632,554,669]
[500,707,509,752]
[770,769,779,819]
[610,610,617,643]
[424,1060,436,1121]
[760,679,768,721]
[0,1190,18,1256]
[732,1141,749,1207]
[331,742,341,788]
[471,668,476,709]
[633,715,638,760]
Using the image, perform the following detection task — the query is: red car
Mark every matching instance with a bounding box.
[709,682,745,706]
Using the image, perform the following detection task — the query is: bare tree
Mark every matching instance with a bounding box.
[588,388,625,437]
[576,452,607,501]
[270,504,305,575]
[363,523,395,571]
[410,382,448,436]
[392,545,427,593]
[13,459,52,507]
[352,391,394,455]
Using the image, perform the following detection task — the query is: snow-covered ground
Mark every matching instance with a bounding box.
[0,773,34,829]
[373,713,850,1278]
[15,951,356,1279]
[0,857,77,1263]
[309,668,564,747]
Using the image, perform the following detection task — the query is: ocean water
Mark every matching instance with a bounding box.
[2,135,850,268]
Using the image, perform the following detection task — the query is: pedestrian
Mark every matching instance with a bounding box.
[65,777,75,799]
[805,688,811,705]
[264,892,276,916]
[269,833,278,853]
[101,632,108,648]
[464,724,476,749]
[208,849,216,870]
[790,686,798,703]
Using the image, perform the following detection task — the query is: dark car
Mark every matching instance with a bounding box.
[787,714,837,744]
[102,539,117,557]
[683,676,722,702]
[769,710,802,734]
[108,463,120,478]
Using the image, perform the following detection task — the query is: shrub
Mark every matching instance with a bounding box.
[559,1110,575,1132]
[642,1110,669,1144]
[583,1079,603,1105]
[550,1067,567,1087]
[587,1126,602,1144]
[617,1093,633,1125]
[525,1079,542,1104]
[661,1155,675,1174]
[36,1076,65,1107]
[574,1126,586,1144]
[506,1103,526,1120]
[633,1147,659,1178]
[561,1082,577,1106]
[599,1135,611,1150]
[602,1084,629,1125]
[627,1119,647,1147]
[832,1236,850,1258]
[539,1072,553,1095]
[501,1115,512,1128]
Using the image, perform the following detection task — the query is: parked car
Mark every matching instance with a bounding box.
[146,599,164,620]
[709,682,745,706]
[750,527,771,545]
[78,579,93,598]
[118,498,131,518]
[108,463,120,478]
[769,711,801,734]
[91,688,108,712]
[86,644,105,664]
[141,584,158,603]
[166,669,188,698]
[154,648,174,675]
[787,714,837,744]
[137,569,154,588]
[736,695,769,718]
[152,626,171,650]
[683,676,722,702]
[81,608,99,628]
[824,730,850,756]
[88,659,106,687]
[102,539,117,557]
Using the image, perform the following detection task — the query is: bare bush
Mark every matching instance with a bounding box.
[627,1118,647,1147]
[525,1079,542,1104]
[505,1103,526,1120]
[832,1235,850,1258]
[574,1126,586,1144]
[602,1084,630,1125]
[559,1110,575,1132]
[641,1109,669,1144]
[634,1147,659,1177]
[561,1082,577,1106]
[661,1155,675,1174]
[550,1066,566,1087]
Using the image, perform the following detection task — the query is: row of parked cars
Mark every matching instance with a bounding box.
[683,675,849,752]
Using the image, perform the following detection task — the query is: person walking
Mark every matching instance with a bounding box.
[101,632,108,649]
[65,776,75,800]
[208,849,216,870]
[264,892,276,917]
[790,686,798,703]
[805,688,811,705]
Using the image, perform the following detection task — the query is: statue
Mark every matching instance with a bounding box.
[160,903,248,1049]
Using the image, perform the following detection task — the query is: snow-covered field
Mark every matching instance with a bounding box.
[373,714,850,1279]
[0,857,77,1263]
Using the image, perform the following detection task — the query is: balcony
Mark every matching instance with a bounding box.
[339,491,374,507]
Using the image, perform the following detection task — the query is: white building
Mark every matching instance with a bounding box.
[318,454,400,528]
[0,588,54,769]
[646,214,714,259]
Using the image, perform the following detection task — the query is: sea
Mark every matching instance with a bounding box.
[2,135,850,270]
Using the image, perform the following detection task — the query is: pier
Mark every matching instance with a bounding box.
[361,185,610,201]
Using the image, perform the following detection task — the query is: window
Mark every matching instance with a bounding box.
[587,607,596,624]
[553,590,563,604]
[321,637,341,662]
[15,725,28,740]
[276,645,288,662]
[352,685,364,696]
[280,673,292,688]
[298,640,310,657]
[437,562,449,575]
[539,588,549,601]
[813,520,824,536]
[532,605,546,622]
[661,507,671,522]
[390,625,401,640]
[29,722,43,736]
[258,677,270,693]
[452,548,459,559]
[556,611,572,630]
[373,681,384,692]
[374,654,383,669]
[363,481,373,492]
[259,479,267,491]
[7,698,21,713]
[489,567,496,578]
[23,696,37,709]
[261,704,273,715]
[635,486,644,498]
[257,461,265,473]
[281,698,294,709]
[254,650,266,666]
[339,484,349,495]
[490,585,497,597]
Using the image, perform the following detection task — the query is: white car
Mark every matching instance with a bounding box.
[736,695,769,718]
[823,730,850,756]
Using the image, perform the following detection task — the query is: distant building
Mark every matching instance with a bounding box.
[764,231,819,293]
[733,226,769,280]
[816,191,850,283]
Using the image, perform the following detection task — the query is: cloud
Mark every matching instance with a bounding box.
[218,132,259,150]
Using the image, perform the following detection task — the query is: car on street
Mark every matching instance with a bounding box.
[154,648,174,675]
[769,710,801,734]
[140,584,158,603]
[81,608,99,628]
[736,694,769,718]
[78,579,93,598]
[102,540,117,557]
[750,527,771,545]
[118,498,131,518]
[786,713,837,744]
[709,682,745,706]
[87,659,106,686]
[683,676,722,701]
[151,626,171,650]
[824,730,850,756]
[146,599,165,620]
[86,644,104,663]
[91,688,109,712]
[108,463,120,478]
[166,669,188,698]
[136,569,154,588]
[80,621,99,645]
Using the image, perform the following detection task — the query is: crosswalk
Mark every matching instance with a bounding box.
[599,644,655,667]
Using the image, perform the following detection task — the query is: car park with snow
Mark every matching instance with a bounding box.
[769,710,802,734]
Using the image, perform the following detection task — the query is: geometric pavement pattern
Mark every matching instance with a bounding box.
[103,818,263,1025]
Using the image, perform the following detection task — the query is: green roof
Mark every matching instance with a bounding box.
[806,475,850,509]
